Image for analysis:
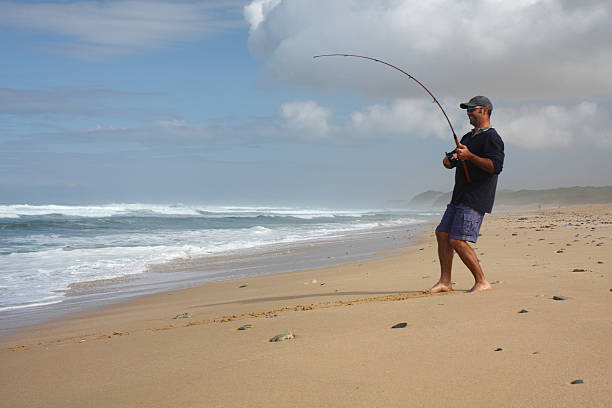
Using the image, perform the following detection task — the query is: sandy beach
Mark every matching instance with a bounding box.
[1,204,610,407]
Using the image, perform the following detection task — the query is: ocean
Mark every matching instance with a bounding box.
[0,203,439,331]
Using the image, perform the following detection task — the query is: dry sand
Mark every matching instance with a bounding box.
[1,205,611,407]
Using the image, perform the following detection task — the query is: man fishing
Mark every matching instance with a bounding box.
[429,96,505,293]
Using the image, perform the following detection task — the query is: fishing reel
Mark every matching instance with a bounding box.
[445,149,459,167]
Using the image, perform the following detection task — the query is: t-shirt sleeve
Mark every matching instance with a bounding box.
[484,132,505,174]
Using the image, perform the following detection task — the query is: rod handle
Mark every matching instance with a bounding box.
[454,135,472,183]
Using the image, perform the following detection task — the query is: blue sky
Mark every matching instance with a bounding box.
[2,0,611,207]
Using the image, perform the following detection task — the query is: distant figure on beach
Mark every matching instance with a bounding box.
[429,96,505,293]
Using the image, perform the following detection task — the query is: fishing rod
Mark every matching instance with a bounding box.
[313,53,471,182]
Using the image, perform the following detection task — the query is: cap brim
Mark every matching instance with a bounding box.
[459,103,474,109]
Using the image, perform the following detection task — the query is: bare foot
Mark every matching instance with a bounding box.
[426,281,453,294]
[468,280,492,293]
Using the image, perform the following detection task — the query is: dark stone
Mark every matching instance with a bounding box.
[237,324,253,331]
[391,322,408,329]
[570,379,584,385]
[494,348,503,351]
[598,261,605,264]
[239,284,247,288]
[518,309,529,313]
[553,296,567,301]
[572,268,586,272]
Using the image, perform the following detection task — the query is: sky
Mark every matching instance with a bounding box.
[1,0,611,207]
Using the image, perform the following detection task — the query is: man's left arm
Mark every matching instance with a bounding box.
[456,144,495,174]
[456,134,504,175]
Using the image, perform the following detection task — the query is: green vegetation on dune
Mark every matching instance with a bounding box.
[406,186,612,209]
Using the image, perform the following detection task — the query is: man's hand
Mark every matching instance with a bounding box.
[443,150,458,169]
[456,143,472,161]
[443,156,452,169]
[456,143,496,174]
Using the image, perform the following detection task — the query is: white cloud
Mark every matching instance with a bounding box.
[0,0,244,57]
[280,100,331,137]
[244,0,282,31]
[0,87,150,117]
[349,99,459,140]
[277,98,612,151]
[496,101,612,150]
[85,118,213,141]
[245,0,612,100]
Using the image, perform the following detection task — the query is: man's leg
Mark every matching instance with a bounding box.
[449,238,491,292]
[428,230,454,293]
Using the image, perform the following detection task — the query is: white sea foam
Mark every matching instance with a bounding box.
[0,203,437,312]
[0,299,63,312]
[0,203,384,219]
[0,203,203,218]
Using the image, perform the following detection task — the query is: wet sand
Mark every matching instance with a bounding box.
[0,224,427,335]
[1,205,611,407]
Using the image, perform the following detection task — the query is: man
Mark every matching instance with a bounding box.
[428,95,504,293]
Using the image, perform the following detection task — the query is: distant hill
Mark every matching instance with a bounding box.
[407,190,449,208]
[407,186,612,209]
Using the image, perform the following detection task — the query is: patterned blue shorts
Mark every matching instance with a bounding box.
[436,203,485,243]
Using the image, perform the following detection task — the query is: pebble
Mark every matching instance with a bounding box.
[174,312,192,319]
[572,268,586,272]
[570,379,584,385]
[237,324,253,331]
[239,284,248,288]
[598,260,605,264]
[518,309,529,314]
[553,296,567,301]
[269,330,294,342]
[265,314,279,319]
[494,348,503,352]
[391,322,408,329]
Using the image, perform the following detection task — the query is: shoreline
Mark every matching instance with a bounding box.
[0,222,431,336]
[1,204,610,407]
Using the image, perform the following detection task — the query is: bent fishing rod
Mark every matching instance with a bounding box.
[313,53,471,183]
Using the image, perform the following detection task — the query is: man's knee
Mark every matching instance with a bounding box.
[435,230,449,242]
[449,238,466,251]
